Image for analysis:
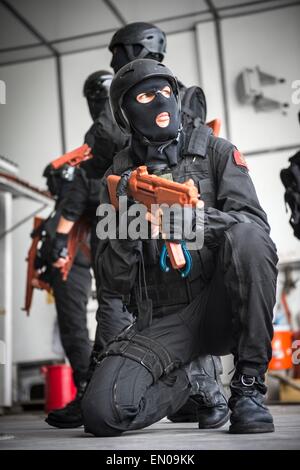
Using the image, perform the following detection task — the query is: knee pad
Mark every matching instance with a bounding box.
[81,357,126,437]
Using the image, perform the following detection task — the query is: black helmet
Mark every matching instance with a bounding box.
[109,22,166,62]
[110,59,180,134]
[83,70,113,100]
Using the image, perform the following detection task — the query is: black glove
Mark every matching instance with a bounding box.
[161,206,195,241]
[51,233,69,262]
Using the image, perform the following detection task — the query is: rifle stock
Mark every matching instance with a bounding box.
[207,118,221,137]
[22,217,51,315]
[60,218,91,281]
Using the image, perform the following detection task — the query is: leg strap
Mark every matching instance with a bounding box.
[103,330,179,383]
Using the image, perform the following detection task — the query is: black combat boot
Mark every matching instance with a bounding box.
[229,373,274,434]
[168,356,230,429]
[45,380,87,429]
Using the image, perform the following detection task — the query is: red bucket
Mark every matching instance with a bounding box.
[41,364,77,413]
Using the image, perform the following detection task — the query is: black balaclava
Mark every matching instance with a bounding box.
[122,77,181,168]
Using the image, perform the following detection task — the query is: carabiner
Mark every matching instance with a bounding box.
[179,241,192,278]
[159,241,192,278]
[159,243,170,273]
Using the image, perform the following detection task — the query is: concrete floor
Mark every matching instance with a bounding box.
[0,405,300,450]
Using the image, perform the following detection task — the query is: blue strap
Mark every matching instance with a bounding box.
[159,241,192,278]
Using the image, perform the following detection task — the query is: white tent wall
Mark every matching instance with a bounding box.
[0,58,64,364]
[61,47,112,150]
[222,5,300,153]
[0,1,300,394]
[0,28,203,369]
[196,7,300,270]
[196,5,300,380]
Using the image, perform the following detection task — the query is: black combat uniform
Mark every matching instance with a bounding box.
[45,71,129,429]
[59,99,131,352]
[81,60,278,437]
[61,99,128,267]
[41,167,92,389]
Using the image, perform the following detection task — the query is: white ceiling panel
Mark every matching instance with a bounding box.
[0,3,38,49]
[8,0,121,41]
[213,0,295,12]
[155,12,213,36]
[111,0,208,23]
[54,31,117,55]
[0,0,298,64]
[218,0,300,18]
[213,0,270,7]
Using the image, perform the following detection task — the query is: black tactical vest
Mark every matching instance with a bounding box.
[112,124,217,316]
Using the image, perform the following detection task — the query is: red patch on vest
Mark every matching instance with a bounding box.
[233,149,248,170]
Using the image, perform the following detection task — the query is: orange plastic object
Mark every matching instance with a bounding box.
[107,166,199,210]
[23,217,90,314]
[107,166,200,270]
[129,166,199,207]
[23,217,52,315]
[269,325,293,370]
[166,242,186,269]
[60,218,91,281]
[207,118,221,137]
[51,144,92,170]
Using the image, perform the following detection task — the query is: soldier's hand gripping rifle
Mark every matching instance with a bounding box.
[107,166,201,277]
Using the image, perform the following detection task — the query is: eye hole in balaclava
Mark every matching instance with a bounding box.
[122,77,180,143]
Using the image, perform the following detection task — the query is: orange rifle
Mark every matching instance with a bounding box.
[50,144,92,281]
[23,216,91,314]
[23,144,93,315]
[60,217,91,281]
[51,143,92,170]
[207,118,221,137]
[107,166,200,276]
[22,217,52,315]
